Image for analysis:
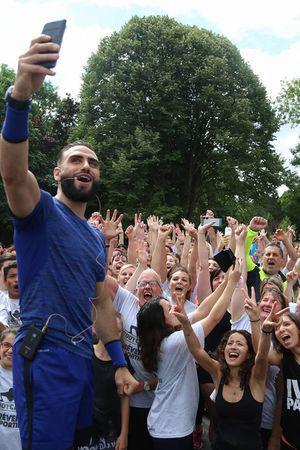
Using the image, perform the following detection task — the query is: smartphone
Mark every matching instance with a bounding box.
[202,218,222,228]
[214,249,236,272]
[41,20,67,68]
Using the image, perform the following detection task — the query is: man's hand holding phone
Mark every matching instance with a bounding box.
[13,21,66,101]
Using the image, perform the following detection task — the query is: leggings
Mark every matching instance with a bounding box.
[152,433,193,450]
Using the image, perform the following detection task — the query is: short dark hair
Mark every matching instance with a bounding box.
[57,140,96,165]
[3,261,17,282]
[264,243,284,258]
[0,253,16,270]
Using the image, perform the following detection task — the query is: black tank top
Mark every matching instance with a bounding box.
[281,352,300,448]
[213,378,263,450]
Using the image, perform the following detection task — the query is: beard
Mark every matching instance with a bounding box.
[60,175,99,203]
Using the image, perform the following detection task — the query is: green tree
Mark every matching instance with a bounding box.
[276,78,300,166]
[275,78,300,234]
[0,64,79,243]
[75,15,286,222]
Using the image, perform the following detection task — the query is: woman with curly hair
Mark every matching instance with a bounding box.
[174,301,275,450]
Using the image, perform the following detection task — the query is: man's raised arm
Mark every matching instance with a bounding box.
[0,35,60,217]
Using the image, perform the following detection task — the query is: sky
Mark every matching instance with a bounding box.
[1,0,300,188]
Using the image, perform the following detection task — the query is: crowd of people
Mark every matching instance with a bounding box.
[0,32,299,450]
[1,208,300,450]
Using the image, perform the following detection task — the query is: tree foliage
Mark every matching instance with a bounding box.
[276,78,300,166]
[0,64,79,243]
[75,15,286,223]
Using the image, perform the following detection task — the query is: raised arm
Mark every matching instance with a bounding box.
[147,215,159,256]
[0,36,60,217]
[230,224,248,321]
[180,230,192,269]
[246,216,268,271]
[226,216,239,254]
[274,229,298,270]
[125,239,148,293]
[251,303,278,388]
[151,225,172,283]
[284,271,298,302]
[125,225,137,265]
[193,277,227,321]
[173,300,220,382]
[196,221,215,302]
[197,263,241,337]
[182,219,198,291]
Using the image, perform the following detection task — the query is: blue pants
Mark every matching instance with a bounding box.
[13,340,94,450]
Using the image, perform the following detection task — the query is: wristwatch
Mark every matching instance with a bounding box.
[5,85,31,110]
[143,381,151,392]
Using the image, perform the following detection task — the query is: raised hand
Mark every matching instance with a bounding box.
[243,287,259,322]
[158,224,173,241]
[175,224,185,243]
[147,215,160,232]
[261,302,279,333]
[229,259,242,283]
[227,216,239,232]
[286,271,299,286]
[133,212,146,240]
[249,216,268,232]
[137,239,149,266]
[88,211,101,227]
[198,220,216,235]
[181,218,194,233]
[172,293,189,325]
[99,209,124,241]
[14,35,60,101]
[274,229,288,242]
[287,226,296,242]
[235,224,247,242]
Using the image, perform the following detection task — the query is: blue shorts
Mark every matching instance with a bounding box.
[13,339,94,450]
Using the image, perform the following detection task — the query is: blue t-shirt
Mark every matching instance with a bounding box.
[12,190,105,358]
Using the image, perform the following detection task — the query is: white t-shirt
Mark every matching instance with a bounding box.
[147,322,204,438]
[0,367,22,450]
[0,297,20,328]
[0,291,8,308]
[113,287,155,408]
[231,312,279,430]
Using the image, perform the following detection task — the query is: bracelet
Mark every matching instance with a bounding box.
[105,339,128,369]
[2,104,30,143]
[262,329,272,335]
[250,319,260,323]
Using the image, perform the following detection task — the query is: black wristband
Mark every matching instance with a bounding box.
[262,329,272,335]
[250,319,260,323]
[5,86,31,110]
